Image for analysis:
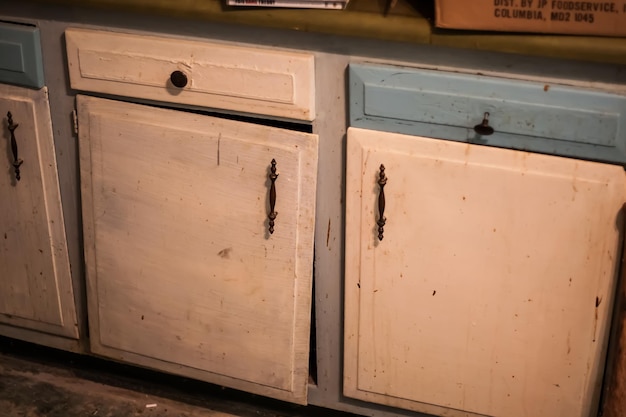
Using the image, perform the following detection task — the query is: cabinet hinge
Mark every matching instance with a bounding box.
[72,109,78,136]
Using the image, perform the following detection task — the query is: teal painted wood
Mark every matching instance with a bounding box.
[350,63,626,165]
[0,22,44,88]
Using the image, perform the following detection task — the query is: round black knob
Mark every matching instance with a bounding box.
[170,70,188,88]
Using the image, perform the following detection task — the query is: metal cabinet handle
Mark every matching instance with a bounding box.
[268,159,278,234]
[474,112,495,136]
[377,164,387,241]
[170,70,188,88]
[7,112,23,181]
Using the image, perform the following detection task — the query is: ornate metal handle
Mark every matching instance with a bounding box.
[377,164,387,241]
[268,159,278,234]
[7,112,23,181]
[474,112,494,136]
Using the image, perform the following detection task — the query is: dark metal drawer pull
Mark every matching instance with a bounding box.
[377,164,387,241]
[268,159,278,234]
[474,112,495,136]
[7,112,23,182]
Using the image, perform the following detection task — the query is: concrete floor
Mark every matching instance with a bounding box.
[0,337,357,417]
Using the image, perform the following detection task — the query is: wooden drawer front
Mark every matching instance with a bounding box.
[0,22,44,88]
[350,63,626,164]
[65,28,315,121]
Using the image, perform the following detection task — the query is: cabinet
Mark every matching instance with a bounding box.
[77,95,318,404]
[343,126,626,417]
[0,83,78,339]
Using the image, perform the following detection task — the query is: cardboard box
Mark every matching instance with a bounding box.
[227,0,349,8]
[435,0,626,37]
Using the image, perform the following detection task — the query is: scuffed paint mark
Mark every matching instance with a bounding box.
[593,296,602,342]
[326,218,331,248]
[218,247,232,259]
[217,133,221,166]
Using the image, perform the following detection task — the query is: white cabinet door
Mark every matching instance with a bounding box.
[344,127,626,417]
[78,95,317,404]
[0,84,78,339]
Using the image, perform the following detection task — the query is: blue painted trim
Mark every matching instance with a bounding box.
[350,63,626,165]
[0,22,45,88]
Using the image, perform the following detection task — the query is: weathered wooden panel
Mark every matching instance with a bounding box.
[344,127,625,417]
[0,84,77,339]
[78,95,318,404]
[0,22,44,88]
[350,63,626,164]
[66,28,315,121]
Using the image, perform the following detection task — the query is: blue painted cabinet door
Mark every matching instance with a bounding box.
[350,63,626,164]
[0,21,45,88]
